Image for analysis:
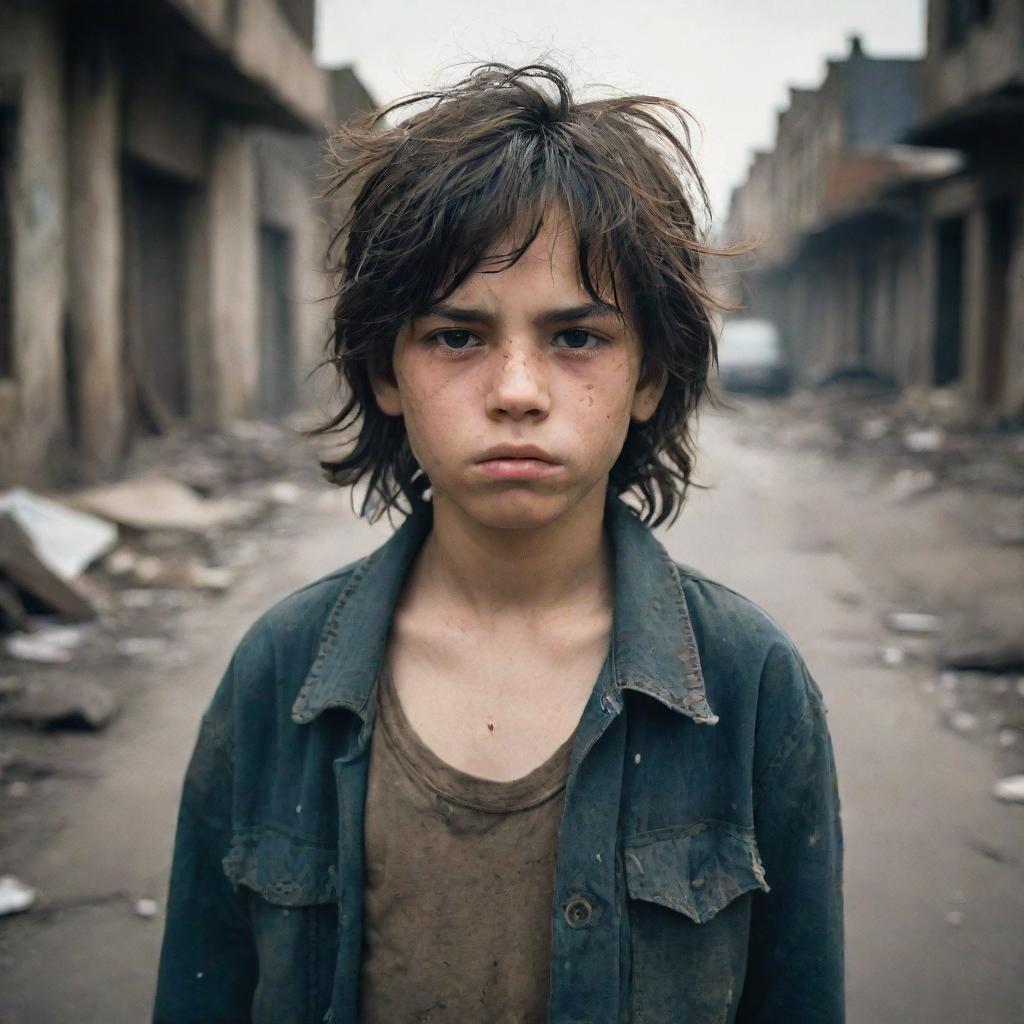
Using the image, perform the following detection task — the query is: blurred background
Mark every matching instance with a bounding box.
[0,1,1021,1021]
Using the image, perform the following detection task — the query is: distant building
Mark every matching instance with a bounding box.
[724,36,927,389]
[0,0,374,486]
[724,10,1024,420]
[906,0,1024,413]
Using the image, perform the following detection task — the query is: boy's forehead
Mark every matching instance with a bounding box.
[446,215,621,311]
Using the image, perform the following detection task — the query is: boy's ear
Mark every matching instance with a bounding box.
[630,365,668,423]
[370,370,404,417]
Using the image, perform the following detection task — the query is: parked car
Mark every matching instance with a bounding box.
[715,318,790,395]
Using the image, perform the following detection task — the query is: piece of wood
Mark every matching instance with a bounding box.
[0,514,96,622]
[0,577,29,630]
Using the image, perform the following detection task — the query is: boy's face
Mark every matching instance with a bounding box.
[372,209,666,531]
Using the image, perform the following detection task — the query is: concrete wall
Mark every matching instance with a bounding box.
[123,63,207,183]
[67,27,125,468]
[1006,212,1024,416]
[0,0,371,486]
[922,168,1024,416]
[206,123,259,422]
[165,0,328,129]
[0,1,67,486]
[923,0,1024,118]
[253,130,331,405]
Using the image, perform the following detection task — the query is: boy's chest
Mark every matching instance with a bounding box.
[385,630,609,781]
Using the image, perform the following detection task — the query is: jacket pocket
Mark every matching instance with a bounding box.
[223,826,339,905]
[624,820,769,923]
[223,828,338,1024]
[624,822,769,1023]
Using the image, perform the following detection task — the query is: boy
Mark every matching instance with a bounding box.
[154,63,843,1023]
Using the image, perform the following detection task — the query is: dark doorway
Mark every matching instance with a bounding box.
[122,161,194,432]
[258,225,295,418]
[983,198,1016,407]
[934,216,964,386]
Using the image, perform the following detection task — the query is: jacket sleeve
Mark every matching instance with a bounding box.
[153,652,258,1023]
[735,642,845,1023]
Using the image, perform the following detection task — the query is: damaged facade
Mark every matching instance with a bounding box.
[725,0,1024,420]
[0,0,374,486]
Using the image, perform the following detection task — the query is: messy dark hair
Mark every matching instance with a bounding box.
[311,61,725,527]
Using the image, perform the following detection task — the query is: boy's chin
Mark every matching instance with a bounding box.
[446,487,589,532]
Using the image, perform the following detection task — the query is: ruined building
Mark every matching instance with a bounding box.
[0,0,374,485]
[725,0,1024,420]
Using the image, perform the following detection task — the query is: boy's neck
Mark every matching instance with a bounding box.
[415,482,613,619]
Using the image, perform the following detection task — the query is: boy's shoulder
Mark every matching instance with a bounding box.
[669,559,824,718]
[226,554,372,693]
[672,560,798,656]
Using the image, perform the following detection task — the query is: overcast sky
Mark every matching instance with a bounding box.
[316,0,926,221]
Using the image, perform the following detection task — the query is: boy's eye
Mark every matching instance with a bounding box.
[427,327,605,353]
[554,329,602,351]
[432,330,477,350]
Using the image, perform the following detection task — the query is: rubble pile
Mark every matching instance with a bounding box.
[774,381,1024,504]
[738,384,1024,794]
[0,420,324,732]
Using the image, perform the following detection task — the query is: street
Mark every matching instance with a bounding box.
[1,403,1022,1023]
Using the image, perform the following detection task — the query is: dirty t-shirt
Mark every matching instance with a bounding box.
[359,664,578,1023]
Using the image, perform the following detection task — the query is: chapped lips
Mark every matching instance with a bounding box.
[476,444,559,464]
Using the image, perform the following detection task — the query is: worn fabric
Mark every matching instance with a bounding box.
[359,663,576,1023]
[153,487,845,1024]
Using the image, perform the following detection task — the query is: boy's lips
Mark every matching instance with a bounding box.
[474,445,563,480]
[475,458,564,480]
[476,444,559,463]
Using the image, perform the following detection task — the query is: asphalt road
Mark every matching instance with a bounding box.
[0,405,1021,1023]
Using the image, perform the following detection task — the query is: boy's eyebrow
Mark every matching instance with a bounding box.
[419,301,624,326]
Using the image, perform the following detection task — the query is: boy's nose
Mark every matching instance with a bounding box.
[485,341,550,421]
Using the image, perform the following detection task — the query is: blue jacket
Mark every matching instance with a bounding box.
[154,488,844,1023]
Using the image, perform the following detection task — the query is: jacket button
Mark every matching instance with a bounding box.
[564,895,593,927]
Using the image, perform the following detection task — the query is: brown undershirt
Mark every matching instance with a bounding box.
[359,663,584,1023]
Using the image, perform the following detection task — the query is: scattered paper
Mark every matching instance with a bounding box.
[0,875,36,917]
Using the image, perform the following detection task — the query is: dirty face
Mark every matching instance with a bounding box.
[372,209,666,531]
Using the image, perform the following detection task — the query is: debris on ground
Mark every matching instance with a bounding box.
[860,416,890,442]
[880,646,906,667]
[0,577,30,631]
[0,489,117,580]
[992,775,1024,805]
[757,381,1024,498]
[172,560,235,592]
[0,515,98,624]
[902,427,946,453]
[4,625,88,664]
[115,637,170,658]
[69,475,255,534]
[265,480,302,506]
[884,611,943,635]
[945,710,979,734]
[994,518,1024,546]
[102,549,234,592]
[134,897,159,920]
[0,678,119,730]
[888,468,939,502]
[940,638,1024,674]
[998,729,1020,748]
[0,875,36,916]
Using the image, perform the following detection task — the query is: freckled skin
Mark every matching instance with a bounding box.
[372,211,665,534]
